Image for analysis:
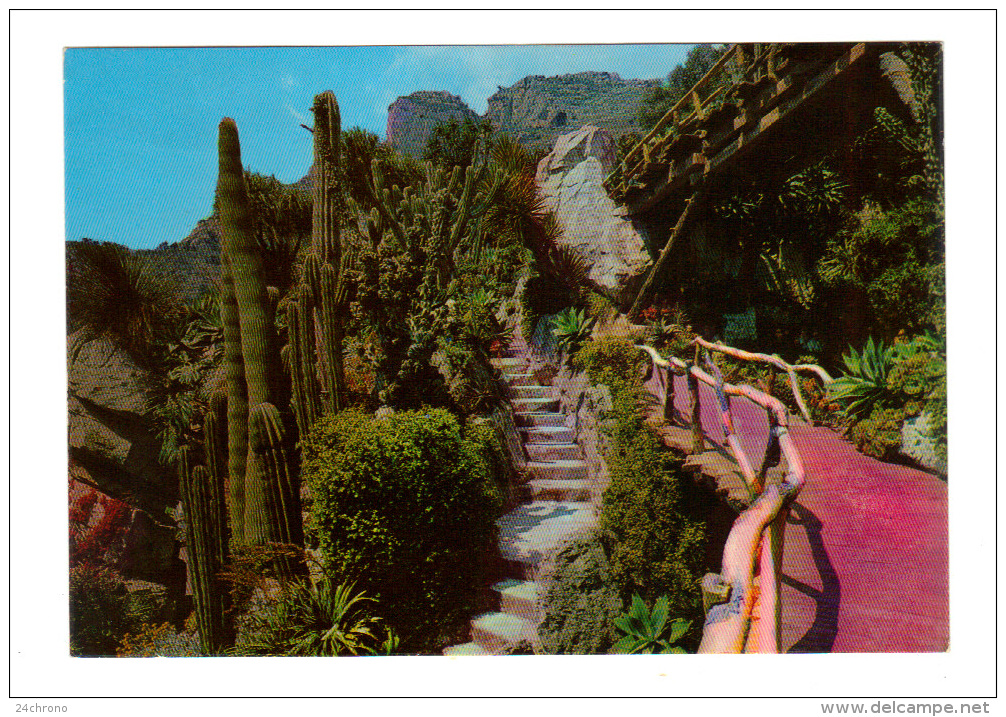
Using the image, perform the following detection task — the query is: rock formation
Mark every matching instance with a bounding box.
[386,90,480,158]
[485,72,658,153]
[68,332,182,583]
[535,125,652,305]
[385,72,658,160]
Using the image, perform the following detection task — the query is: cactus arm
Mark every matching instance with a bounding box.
[246,403,304,577]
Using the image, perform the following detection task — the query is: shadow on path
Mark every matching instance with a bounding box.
[785,501,841,653]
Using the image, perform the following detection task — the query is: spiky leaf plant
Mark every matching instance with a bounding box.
[66,240,185,367]
[827,337,897,421]
[552,306,596,358]
[239,578,395,656]
[610,594,691,654]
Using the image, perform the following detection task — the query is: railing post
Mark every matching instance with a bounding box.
[689,344,705,453]
[663,364,677,424]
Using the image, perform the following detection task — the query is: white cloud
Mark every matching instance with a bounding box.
[285,102,309,125]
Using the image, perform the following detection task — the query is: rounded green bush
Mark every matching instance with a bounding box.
[301,408,502,652]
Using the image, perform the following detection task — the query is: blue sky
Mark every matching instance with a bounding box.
[65,44,695,250]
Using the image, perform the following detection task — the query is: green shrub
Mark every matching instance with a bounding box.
[818,199,944,340]
[572,336,646,396]
[573,338,707,622]
[848,407,905,460]
[69,563,160,657]
[537,530,623,655]
[601,422,707,619]
[302,408,502,652]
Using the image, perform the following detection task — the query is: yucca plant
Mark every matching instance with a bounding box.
[239,578,396,656]
[66,240,185,367]
[827,336,898,421]
[610,594,691,654]
[552,306,596,358]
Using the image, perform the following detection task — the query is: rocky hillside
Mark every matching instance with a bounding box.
[386,72,660,158]
[485,72,658,152]
[386,90,480,158]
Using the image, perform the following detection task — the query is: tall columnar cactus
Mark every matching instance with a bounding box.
[216,117,301,548]
[287,91,355,437]
[178,447,233,654]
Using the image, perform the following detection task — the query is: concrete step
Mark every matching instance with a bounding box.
[502,372,541,387]
[525,441,583,461]
[471,612,536,654]
[509,385,552,399]
[528,478,593,502]
[524,459,589,480]
[511,397,559,413]
[491,356,526,370]
[496,500,597,578]
[442,641,490,657]
[514,411,566,427]
[518,426,576,444]
[492,579,541,622]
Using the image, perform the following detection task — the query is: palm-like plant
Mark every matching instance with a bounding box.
[240,578,395,656]
[611,594,691,654]
[552,306,596,358]
[67,240,185,367]
[827,336,898,421]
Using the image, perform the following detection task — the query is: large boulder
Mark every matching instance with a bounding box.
[67,332,178,537]
[535,126,652,306]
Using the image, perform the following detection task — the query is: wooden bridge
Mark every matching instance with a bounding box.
[602,42,917,318]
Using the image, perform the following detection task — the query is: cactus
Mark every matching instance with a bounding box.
[216,117,301,548]
[178,447,233,654]
[219,237,247,541]
[247,402,304,577]
[286,91,356,437]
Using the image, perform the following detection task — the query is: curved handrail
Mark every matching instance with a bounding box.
[636,341,808,653]
[692,337,833,425]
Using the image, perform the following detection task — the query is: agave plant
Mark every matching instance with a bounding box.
[827,336,899,421]
[552,306,596,358]
[610,594,690,655]
[239,578,396,656]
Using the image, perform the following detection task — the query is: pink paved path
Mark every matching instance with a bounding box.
[660,372,949,652]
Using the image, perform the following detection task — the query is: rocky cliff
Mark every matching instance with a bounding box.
[485,72,658,153]
[385,72,659,158]
[386,90,480,158]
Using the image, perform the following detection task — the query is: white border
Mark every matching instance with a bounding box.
[9,8,998,712]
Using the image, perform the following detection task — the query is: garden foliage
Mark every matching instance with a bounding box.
[301,408,503,651]
[573,337,707,623]
[537,530,623,655]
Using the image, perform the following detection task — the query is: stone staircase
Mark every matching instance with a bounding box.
[442,353,597,656]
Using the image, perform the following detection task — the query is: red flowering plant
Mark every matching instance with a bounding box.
[69,474,132,568]
[640,302,694,356]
